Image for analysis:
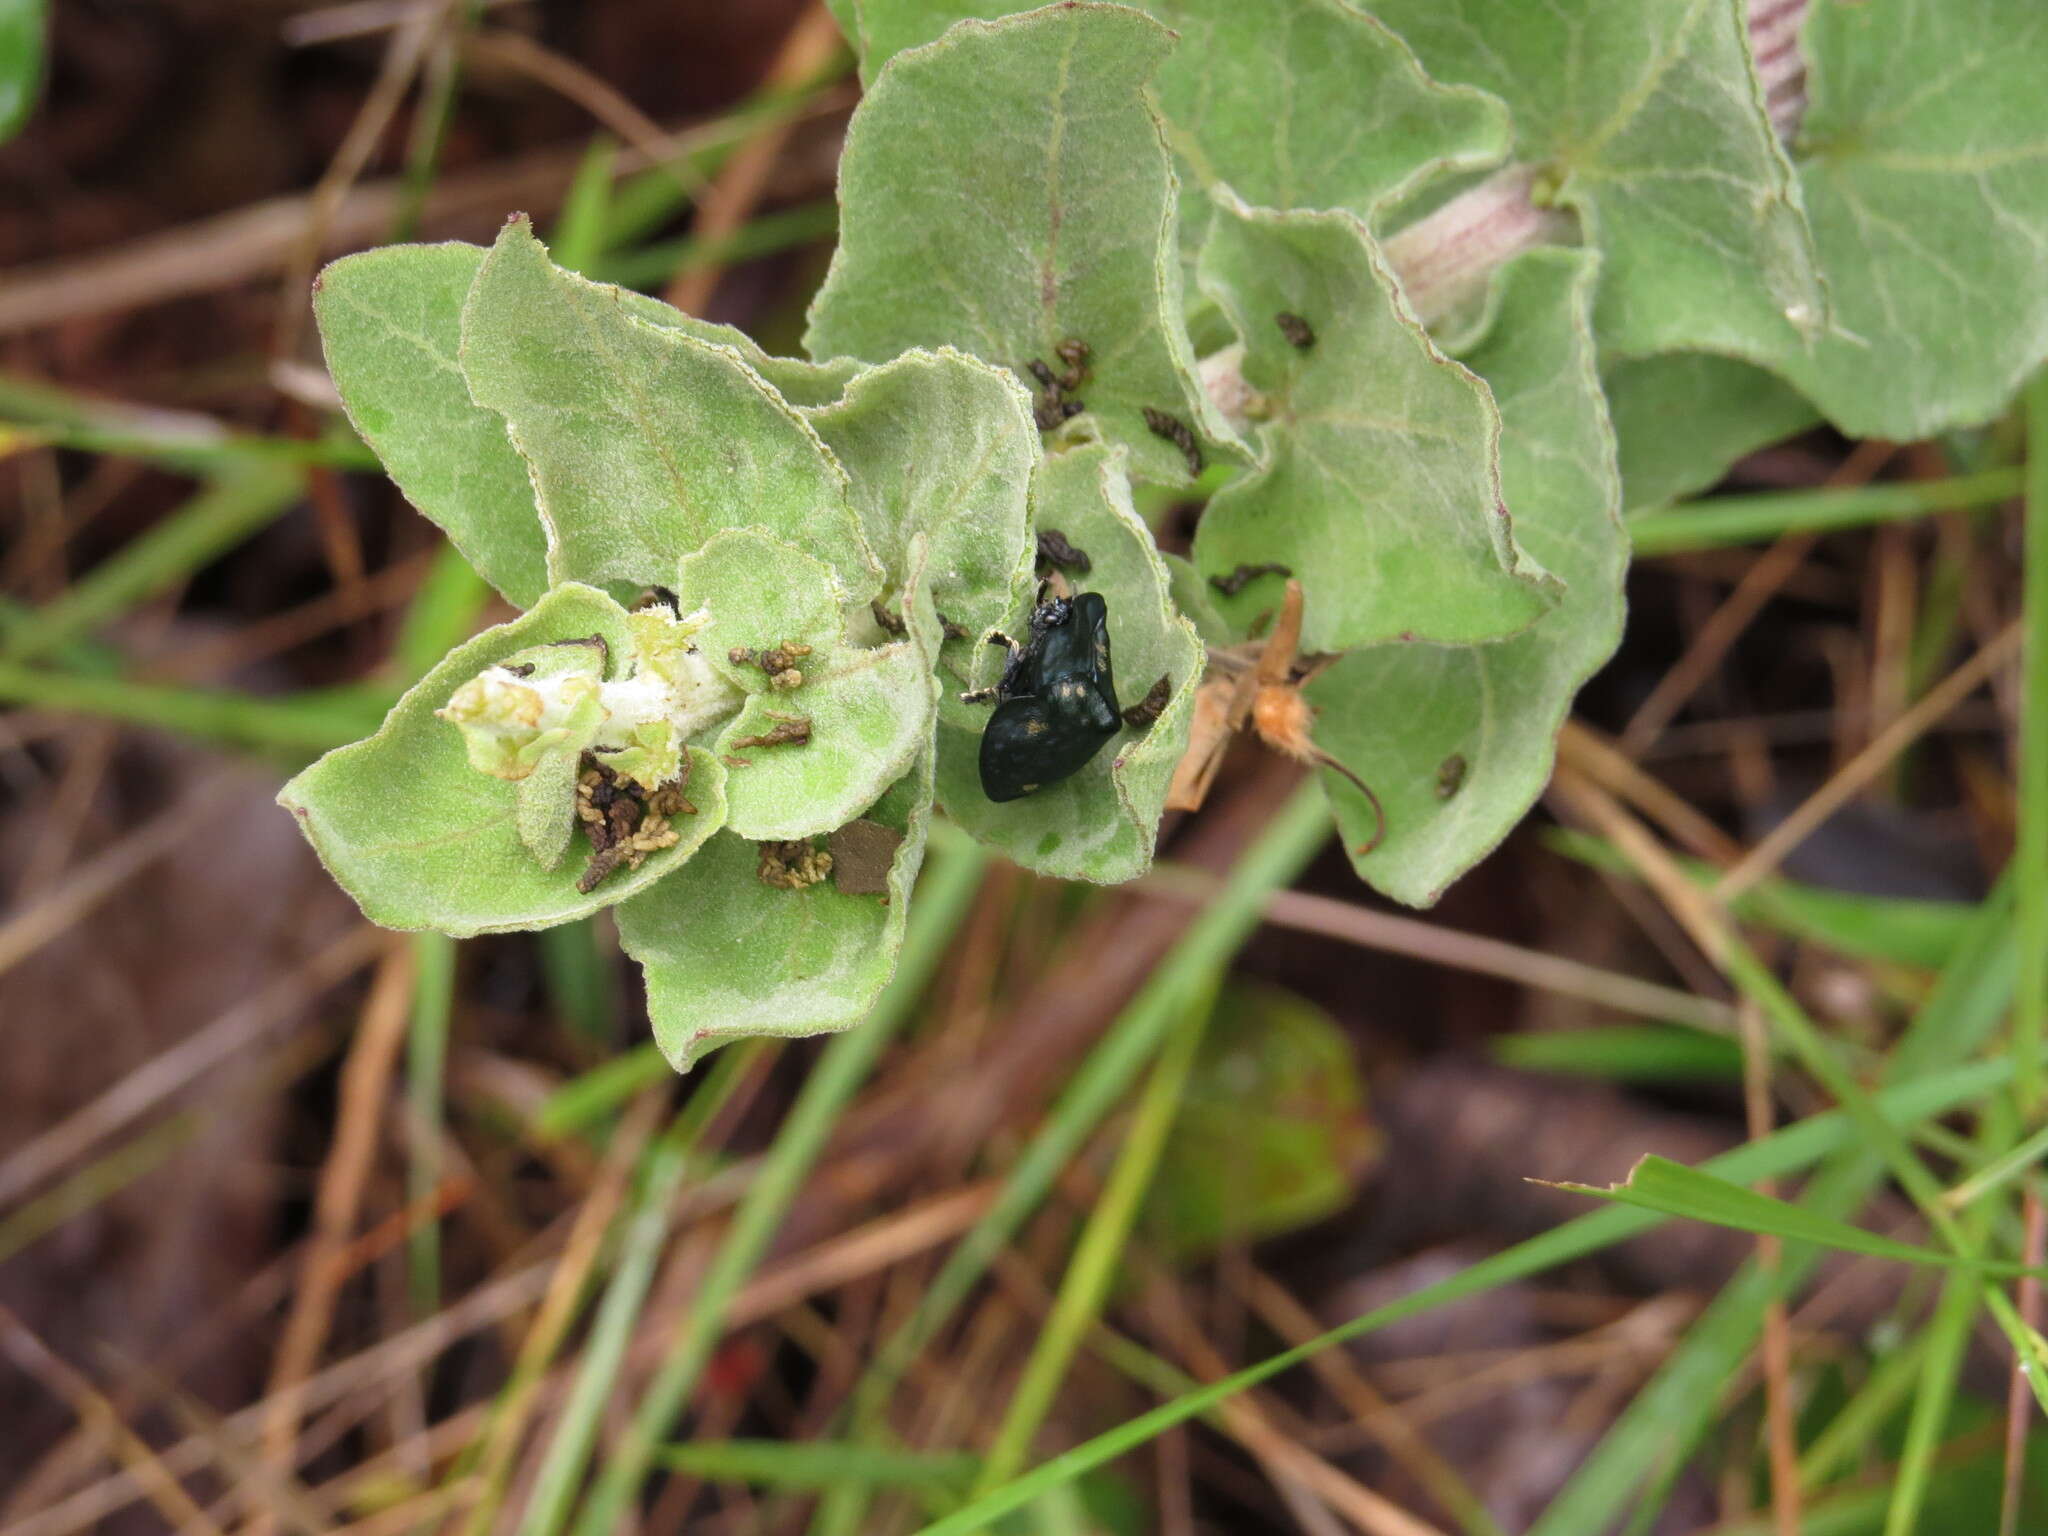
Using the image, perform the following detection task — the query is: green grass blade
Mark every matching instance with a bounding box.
[1494,1023,1743,1082]
[564,842,988,1536]
[1628,469,2022,556]
[407,933,456,1315]
[0,663,392,754]
[907,1058,2017,1535]
[537,919,619,1048]
[657,1441,977,1493]
[531,1043,669,1141]
[975,973,1219,1492]
[1554,1155,2040,1273]
[548,135,618,276]
[816,783,1335,1535]
[1886,1260,1984,1534]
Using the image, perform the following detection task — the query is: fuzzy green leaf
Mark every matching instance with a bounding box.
[935,440,1201,883]
[279,584,727,935]
[1144,0,1509,234]
[843,0,1508,231]
[458,218,878,599]
[313,243,551,608]
[674,529,936,842]
[1192,195,1556,653]
[803,347,1039,656]
[617,746,933,1073]
[1773,0,2048,437]
[1370,0,1827,363]
[1606,351,1819,512]
[1308,248,1626,905]
[805,3,1241,486]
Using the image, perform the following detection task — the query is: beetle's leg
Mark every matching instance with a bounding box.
[982,629,1022,654]
[958,684,1000,705]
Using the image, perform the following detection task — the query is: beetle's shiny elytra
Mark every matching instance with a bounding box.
[976,592,1121,802]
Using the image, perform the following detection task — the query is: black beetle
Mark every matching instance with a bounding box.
[966,591,1122,802]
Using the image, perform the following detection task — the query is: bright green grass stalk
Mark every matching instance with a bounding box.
[407,933,456,1316]
[910,1062,2021,1535]
[563,843,988,1536]
[1628,469,2022,556]
[974,974,1219,1492]
[0,663,391,753]
[537,919,619,1049]
[813,782,1335,1536]
[548,135,618,276]
[1534,882,2017,1536]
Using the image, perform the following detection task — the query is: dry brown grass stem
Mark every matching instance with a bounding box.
[1142,862,1736,1034]
[0,774,242,982]
[0,923,383,1210]
[465,31,694,183]
[663,3,846,314]
[0,96,855,337]
[1620,439,1896,757]
[1239,1268,1499,1533]
[250,936,416,1536]
[0,1303,227,1536]
[1142,1271,1452,1536]
[1715,618,2022,903]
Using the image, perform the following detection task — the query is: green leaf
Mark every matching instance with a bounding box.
[842,0,1511,231]
[616,747,934,1072]
[1606,351,1820,512]
[458,218,879,599]
[1144,982,1376,1260]
[1193,195,1556,653]
[313,243,551,608]
[1553,1154,1992,1270]
[805,3,1242,486]
[1143,0,1509,233]
[279,584,727,936]
[1369,0,1827,363]
[0,0,45,144]
[803,347,1039,656]
[1307,248,1625,904]
[934,441,1202,883]
[674,529,936,842]
[1494,1023,1745,1083]
[1772,0,2048,437]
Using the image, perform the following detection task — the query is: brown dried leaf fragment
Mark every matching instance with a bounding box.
[827,818,904,896]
